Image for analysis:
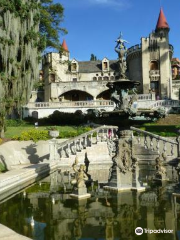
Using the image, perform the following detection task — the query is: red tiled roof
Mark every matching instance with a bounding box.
[156,8,169,30]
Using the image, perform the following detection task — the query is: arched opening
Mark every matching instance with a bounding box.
[150,61,159,70]
[32,111,38,119]
[96,90,111,100]
[59,90,93,102]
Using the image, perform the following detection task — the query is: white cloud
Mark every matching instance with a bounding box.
[88,0,131,8]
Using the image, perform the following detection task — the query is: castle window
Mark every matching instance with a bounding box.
[110,76,115,80]
[98,77,102,81]
[50,73,55,82]
[102,58,109,71]
[93,77,97,81]
[103,76,109,81]
[73,78,77,82]
[103,62,108,70]
[150,61,159,70]
[71,63,77,71]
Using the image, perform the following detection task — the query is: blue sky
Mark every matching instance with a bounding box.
[55,0,180,61]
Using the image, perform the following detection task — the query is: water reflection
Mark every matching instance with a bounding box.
[0,175,180,240]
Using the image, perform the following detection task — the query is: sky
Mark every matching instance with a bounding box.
[54,0,180,61]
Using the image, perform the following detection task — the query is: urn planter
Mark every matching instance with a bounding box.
[49,130,59,139]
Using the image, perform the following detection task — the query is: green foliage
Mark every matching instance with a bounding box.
[6,119,26,127]
[12,129,49,142]
[0,0,40,137]
[90,54,97,61]
[46,126,58,131]
[44,111,87,125]
[10,125,93,141]
[0,162,6,173]
[39,0,67,50]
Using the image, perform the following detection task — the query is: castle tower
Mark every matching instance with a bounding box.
[141,8,173,99]
[127,8,173,99]
[60,39,70,61]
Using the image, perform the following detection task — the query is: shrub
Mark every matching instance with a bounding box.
[6,119,26,127]
[12,129,49,142]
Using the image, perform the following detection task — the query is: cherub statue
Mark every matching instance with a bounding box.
[155,154,167,178]
[71,157,88,188]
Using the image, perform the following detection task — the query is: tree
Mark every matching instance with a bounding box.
[0,0,41,137]
[90,54,97,61]
[0,0,67,137]
[40,0,67,51]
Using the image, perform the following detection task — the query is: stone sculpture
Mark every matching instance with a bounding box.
[154,154,168,181]
[115,32,129,79]
[70,157,91,199]
[72,157,88,188]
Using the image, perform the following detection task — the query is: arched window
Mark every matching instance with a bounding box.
[103,76,109,81]
[32,111,38,119]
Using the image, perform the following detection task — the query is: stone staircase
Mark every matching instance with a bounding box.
[134,144,159,166]
[58,141,113,183]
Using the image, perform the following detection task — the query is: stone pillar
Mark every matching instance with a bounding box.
[104,129,145,192]
[49,139,58,161]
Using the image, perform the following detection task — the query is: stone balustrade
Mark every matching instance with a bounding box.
[149,70,160,76]
[150,100,180,109]
[49,126,118,161]
[129,93,156,101]
[26,100,114,109]
[131,126,179,159]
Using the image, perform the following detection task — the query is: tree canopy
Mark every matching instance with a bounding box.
[90,54,97,61]
[40,0,67,51]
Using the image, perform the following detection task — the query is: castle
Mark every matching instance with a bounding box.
[27,8,179,118]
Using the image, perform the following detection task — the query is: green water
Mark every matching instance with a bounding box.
[0,179,180,240]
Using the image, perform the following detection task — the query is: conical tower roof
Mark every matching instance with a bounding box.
[62,39,69,52]
[156,8,169,31]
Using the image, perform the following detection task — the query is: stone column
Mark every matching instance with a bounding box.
[49,139,58,161]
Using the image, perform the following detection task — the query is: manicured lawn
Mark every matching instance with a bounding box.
[5,125,84,139]
[136,123,180,137]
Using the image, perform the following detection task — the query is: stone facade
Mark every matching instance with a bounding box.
[40,8,177,106]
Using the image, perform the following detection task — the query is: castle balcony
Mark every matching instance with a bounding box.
[149,70,160,81]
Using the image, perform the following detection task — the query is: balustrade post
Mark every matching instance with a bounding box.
[150,137,153,150]
[96,131,99,143]
[49,139,58,161]
[90,134,93,146]
[156,139,160,154]
[177,136,180,159]
[66,144,70,157]
[144,135,148,149]
[74,141,77,154]
[79,139,82,150]
[84,136,88,148]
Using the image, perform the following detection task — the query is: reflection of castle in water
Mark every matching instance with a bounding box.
[24,182,178,240]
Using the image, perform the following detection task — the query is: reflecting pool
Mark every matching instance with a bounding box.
[0,174,180,240]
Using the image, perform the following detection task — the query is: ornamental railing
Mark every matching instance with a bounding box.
[26,100,114,109]
[49,126,118,161]
[131,126,180,159]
